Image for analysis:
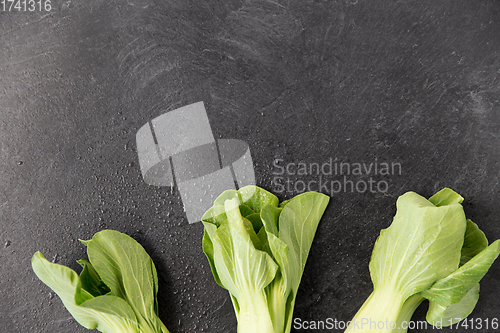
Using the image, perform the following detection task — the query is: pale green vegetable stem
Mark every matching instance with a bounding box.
[346,288,407,333]
[344,188,500,333]
[201,185,330,333]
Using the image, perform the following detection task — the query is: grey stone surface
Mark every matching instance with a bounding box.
[1,1,499,332]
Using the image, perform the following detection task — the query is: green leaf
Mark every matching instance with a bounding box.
[422,221,495,328]
[79,239,91,246]
[346,189,500,333]
[77,259,111,298]
[85,230,159,325]
[369,192,467,298]
[201,205,228,227]
[213,189,241,206]
[32,251,81,313]
[266,232,290,290]
[212,198,282,333]
[75,281,95,306]
[245,213,264,234]
[202,201,262,289]
[202,222,223,288]
[201,188,330,333]
[428,188,464,206]
[260,204,282,237]
[279,199,291,208]
[420,240,500,306]
[277,191,330,293]
[239,204,257,218]
[202,203,256,228]
[80,295,139,322]
[211,199,278,296]
[426,284,480,327]
[31,252,140,333]
[460,219,488,266]
[238,185,279,213]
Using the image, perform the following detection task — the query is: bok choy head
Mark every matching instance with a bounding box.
[32,230,169,333]
[346,188,500,333]
[201,185,330,333]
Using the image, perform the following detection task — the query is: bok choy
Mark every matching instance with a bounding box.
[346,188,500,333]
[201,185,330,333]
[32,230,169,333]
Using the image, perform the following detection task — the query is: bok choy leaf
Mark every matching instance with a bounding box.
[201,185,330,333]
[346,188,500,333]
[32,230,170,333]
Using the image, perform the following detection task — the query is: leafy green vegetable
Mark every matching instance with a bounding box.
[201,185,330,333]
[346,188,500,333]
[32,230,169,333]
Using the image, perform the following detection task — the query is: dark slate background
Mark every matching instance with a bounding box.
[1,1,499,332]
